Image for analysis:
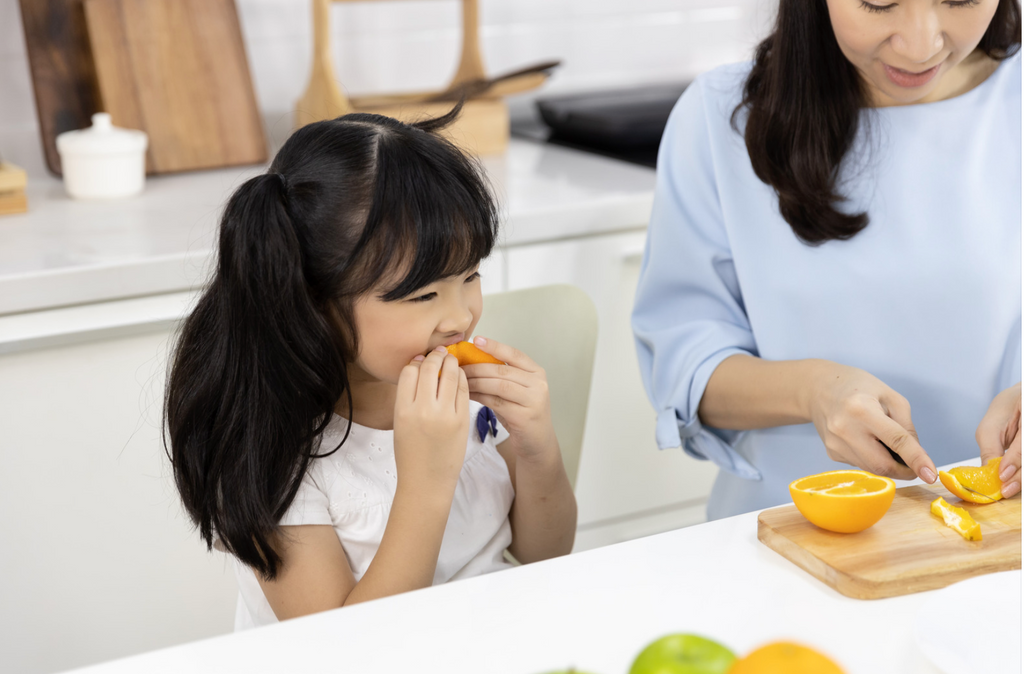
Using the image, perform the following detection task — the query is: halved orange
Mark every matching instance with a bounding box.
[728,641,845,674]
[445,340,503,367]
[789,470,896,533]
[939,457,1003,504]
[931,497,982,541]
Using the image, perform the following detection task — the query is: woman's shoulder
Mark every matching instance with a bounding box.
[665,61,753,137]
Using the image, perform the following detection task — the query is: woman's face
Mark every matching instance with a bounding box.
[825,0,1000,106]
[350,265,483,385]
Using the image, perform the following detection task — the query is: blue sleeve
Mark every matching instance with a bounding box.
[631,78,762,481]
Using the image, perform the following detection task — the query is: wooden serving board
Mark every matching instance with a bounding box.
[83,0,267,174]
[758,482,1021,599]
[18,0,103,176]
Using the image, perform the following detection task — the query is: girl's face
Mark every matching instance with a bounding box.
[350,265,483,385]
[826,0,999,106]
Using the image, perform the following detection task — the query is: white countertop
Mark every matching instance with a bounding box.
[65,460,1018,674]
[0,139,655,317]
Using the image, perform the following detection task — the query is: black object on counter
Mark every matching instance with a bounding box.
[513,82,690,168]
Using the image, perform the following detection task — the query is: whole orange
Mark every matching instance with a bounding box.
[728,642,844,674]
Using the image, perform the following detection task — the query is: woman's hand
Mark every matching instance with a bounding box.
[461,336,559,464]
[393,347,470,494]
[977,383,1021,498]
[809,361,936,483]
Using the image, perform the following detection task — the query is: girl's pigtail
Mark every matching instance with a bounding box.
[166,172,347,579]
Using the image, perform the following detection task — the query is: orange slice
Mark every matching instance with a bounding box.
[789,470,896,533]
[939,457,1003,504]
[445,340,503,367]
[728,641,845,674]
[931,497,982,541]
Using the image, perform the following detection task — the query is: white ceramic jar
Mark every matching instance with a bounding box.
[55,113,148,199]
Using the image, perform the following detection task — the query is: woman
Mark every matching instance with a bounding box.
[633,0,1021,519]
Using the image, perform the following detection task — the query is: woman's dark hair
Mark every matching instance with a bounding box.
[734,0,1021,244]
[164,106,498,579]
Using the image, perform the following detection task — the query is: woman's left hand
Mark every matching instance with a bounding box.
[977,382,1021,498]
[461,336,559,463]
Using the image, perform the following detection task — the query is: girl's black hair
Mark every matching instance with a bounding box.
[164,106,498,579]
[734,0,1021,245]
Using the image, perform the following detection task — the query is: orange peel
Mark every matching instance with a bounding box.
[728,641,845,674]
[445,340,503,367]
[938,457,1003,504]
[931,496,982,541]
[789,470,895,533]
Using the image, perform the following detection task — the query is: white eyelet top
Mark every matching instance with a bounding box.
[229,400,514,630]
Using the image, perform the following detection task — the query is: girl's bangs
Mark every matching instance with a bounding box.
[355,134,498,302]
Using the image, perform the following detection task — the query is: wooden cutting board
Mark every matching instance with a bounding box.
[758,482,1021,599]
[18,0,103,176]
[83,0,267,174]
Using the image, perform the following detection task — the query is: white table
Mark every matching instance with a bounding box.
[70,465,1011,674]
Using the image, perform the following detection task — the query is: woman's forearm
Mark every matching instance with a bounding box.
[507,445,577,564]
[698,354,825,431]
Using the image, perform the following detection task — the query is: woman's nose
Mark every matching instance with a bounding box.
[889,11,945,64]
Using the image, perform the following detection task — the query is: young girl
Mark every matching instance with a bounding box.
[165,109,577,629]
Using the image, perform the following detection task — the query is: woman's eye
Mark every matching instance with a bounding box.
[860,0,895,11]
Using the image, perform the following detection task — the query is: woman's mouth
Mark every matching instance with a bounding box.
[883,63,941,89]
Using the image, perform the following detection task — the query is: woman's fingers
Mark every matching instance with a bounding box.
[1000,428,1021,498]
[864,413,934,482]
[471,336,538,373]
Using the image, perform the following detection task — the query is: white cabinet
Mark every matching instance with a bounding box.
[504,230,719,550]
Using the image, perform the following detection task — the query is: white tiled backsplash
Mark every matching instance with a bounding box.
[0,0,776,174]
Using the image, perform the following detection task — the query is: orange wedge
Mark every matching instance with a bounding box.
[445,340,503,367]
[931,497,982,541]
[789,470,896,533]
[939,457,1003,504]
[728,641,845,674]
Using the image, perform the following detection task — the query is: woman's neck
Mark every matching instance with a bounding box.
[868,50,1001,108]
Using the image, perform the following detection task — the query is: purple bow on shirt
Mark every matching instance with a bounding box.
[476,406,498,443]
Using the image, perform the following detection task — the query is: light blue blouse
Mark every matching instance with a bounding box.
[633,54,1022,520]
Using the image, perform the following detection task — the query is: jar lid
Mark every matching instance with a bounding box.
[56,113,148,156]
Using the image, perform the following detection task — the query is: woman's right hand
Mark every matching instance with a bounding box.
[808,361,937,483]
[393,346,470,495]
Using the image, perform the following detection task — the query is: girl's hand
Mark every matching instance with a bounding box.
[977,383,1021,498]
[809,361,936,483]
[393,347,470,494]
[462,336,559,464]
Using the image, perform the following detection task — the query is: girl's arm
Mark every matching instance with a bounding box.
[258,349,471,619]
[700,354,937,483]
[463,337,577,563]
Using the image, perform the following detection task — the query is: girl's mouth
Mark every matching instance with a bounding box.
[883,63,941,89]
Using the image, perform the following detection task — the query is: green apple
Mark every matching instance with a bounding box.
[628,634,736,674]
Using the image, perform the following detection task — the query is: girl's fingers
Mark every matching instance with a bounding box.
[415,348,447,400]
[471,336,538,373]
[466,376,531,407]
[469,392,521,416]
[461,362,534,387]
[455,368,469,417]
[867,413,935,482]
[435,352,461,404]
[397,358,423,402]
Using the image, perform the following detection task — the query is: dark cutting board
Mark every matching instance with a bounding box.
[19,0,103,176]
[83,0,267,174]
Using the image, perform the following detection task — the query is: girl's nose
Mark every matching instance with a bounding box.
[889,12,945,64]
[439,302,474,335]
